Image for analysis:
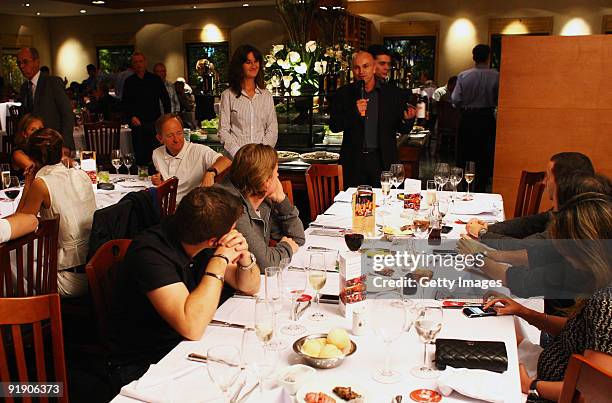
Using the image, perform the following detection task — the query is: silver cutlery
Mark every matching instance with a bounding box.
[307,246,337,252]
[187,353,240,367]
[210,319,248,329]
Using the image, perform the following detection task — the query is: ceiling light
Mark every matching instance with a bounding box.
[24,3,31,7]
[36,12,40,15]
[192,5,197,8]
[243,3,249,6]
[139,8,144,12]
[80,9,87,13]
[92,0,105,4]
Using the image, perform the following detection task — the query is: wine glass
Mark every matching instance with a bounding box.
[207,345,242,402]
[413,211,432,240]
[122,152,134,176]
[426,180,437,208]
[71,150,81,170]
[1,164,10,189]
[111,149,122,176]
[390,163,404,191]
[4,176,21,211]
[281,265,307,336]
[437,196,450,225]
[450,167,463,200]
[254,298,274,346]
[411,305,444,379]
[241,327,278,395]
[372,291,406,383]
[308,253,327,321]
[344,231,364,252]
[264,266,287,350]
[464,161,476,200]
[434,163,450,191]
[380,171,393,215]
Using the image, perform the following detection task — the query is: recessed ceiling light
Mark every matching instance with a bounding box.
[243,3,249,6]
[24,3,31,7]
[139,8,144,12]
[92,0,105,4]
[80,9,87,13]
[36,12,40,15]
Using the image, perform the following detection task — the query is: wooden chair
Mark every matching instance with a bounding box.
[435,100,460,161]
[83,121,120,168]
[398,145,421,179]
[0,216,60,297]
[559,354,612,403]
[280,180,294,205]
[305,164,344,221]
[155,176,179,218]
[0,294,69,403]
[514,170,546,218]
[86,239,131,347]
[1,106,20,154]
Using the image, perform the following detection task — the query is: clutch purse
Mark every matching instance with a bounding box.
[435,338,508,373]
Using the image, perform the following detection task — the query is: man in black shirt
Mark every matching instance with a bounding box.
[107,187,261,389]
[122,52,170,165]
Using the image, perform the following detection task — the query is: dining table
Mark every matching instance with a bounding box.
[110,188,540,403]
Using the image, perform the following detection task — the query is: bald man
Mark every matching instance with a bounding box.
[330,51,412,187]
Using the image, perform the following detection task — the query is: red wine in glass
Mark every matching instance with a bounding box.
[4,189,19,200]
[344,232,364,251]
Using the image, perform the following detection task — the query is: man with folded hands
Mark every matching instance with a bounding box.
[107,187,260,389]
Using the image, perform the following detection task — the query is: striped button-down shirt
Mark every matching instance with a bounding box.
[218,87,278,157]
[451,64,499,109]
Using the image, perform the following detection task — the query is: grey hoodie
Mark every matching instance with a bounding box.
[215,177,305,271]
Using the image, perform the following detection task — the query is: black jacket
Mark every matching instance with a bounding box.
[88,190,159,259]
[330,80,411,172]
[480,211,551,250]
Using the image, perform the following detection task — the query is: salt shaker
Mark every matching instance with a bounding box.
[352,307,367,336]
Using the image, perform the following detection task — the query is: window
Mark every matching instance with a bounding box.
[383,36,437,83]
[185,42,229,89]
[1,48,23,95]
[488,18,552,70]
[96,45,134,73]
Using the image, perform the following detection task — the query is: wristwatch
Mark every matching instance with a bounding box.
[238,252,257,271]
[478,228,488,238]
[528,379,540,398]
[206,167,218,176]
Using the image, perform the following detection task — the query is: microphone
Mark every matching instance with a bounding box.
[358,80,366,117]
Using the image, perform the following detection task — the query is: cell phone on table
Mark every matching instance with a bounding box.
[319,294,340,304]
[462,306,497,318]
[441,225,453,234]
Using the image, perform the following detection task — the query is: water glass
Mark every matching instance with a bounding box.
[207,345,241,402]
[111,149,122,176]
[264,266,287,350]
[281,265,307,336]
[411,305,444,379]
[138,165,149,181]
[390,163,404,190]
[372,291,406,383]
[122,153,134,175]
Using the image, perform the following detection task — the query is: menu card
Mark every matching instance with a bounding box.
[80,150,97,184]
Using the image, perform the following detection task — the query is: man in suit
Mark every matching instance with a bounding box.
[330,50,412,187]
[17,47,75,151]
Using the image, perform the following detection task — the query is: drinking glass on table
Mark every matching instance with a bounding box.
[254,298,274,346]
[71,150,81,170]
[372,291,406,383]
[1,164,11,189]
[281,265,307,336]
[122,152,134,176]
[464,161,476,200]
[241,327,278,395]
[308,253,327,321]
[207,345,242,402]
[380,171,393,215]
[413,211,432,240]
[437,196,450,225]
[264,266,287,350]
[390,163,404,191]
[434,163,450,191]
[4,176,21,210]
[411,305,443,379]
[425,180,437,207]
[344,231,364,252]
[111,149,122,176]
[450,167,463,200]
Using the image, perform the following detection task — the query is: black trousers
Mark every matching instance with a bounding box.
[457,109,496,193]
[131,122,158,166]
[343,150,383,188]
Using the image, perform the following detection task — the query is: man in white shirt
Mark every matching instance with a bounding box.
[151,114,231,202]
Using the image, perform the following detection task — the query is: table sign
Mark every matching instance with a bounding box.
[339,252,366,319]
[80,151,97,184]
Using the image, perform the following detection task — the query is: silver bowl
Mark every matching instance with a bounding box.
[292,333,357,369]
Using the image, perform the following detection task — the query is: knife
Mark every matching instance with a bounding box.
[187,353,241,367]
[210,319,248,329]
[307,246,337,252]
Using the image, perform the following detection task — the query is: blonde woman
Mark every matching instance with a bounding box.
[484,192,612,402]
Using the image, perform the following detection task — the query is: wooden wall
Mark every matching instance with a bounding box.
[494,35,612,217]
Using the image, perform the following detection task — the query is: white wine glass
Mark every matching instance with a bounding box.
[464,161,476,200]
[254,298,274,346]
[411,305,443,379]
[122,152,134,176]
[241,328,278,395]
[281,265,307,336]
[1,164,10,189]
[207,345,242,402]
[372,291,406,383]
[390,163,404,190]
[264,266,287,350]
[111,149,122,176]
[308,253,327,321]
[380,171,393,215]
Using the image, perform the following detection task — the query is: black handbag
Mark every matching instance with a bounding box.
[435,338,508,373]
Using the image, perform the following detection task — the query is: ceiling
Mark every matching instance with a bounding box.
[0,0,278,17]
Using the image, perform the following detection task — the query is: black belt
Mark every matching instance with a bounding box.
[361,148,379,154]
[63,265,86,274]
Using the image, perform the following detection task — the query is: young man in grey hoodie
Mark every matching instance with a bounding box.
[215,143,305,270]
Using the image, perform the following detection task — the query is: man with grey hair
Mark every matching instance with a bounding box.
[17,47,75,150]
[153,62,180,114]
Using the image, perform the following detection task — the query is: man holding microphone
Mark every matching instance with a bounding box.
[330,50,413,187]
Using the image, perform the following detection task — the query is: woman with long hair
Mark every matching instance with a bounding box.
[17,128,96,297]
[217,44,277,157]
[11,113,44,174]
[484,192,612,402]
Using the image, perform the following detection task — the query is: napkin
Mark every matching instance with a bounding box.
[119,362,203,403]
[311,214,352,229]
[118,180,149,189]
[404,179,421,193]
[244,386,292,403]
[437,367,510,403]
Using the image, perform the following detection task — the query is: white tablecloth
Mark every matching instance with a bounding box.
[73,125,134,155]
[0,101,21,132]
[110,191,535,403]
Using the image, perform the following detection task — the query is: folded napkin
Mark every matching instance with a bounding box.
[118,180,150,189]
[450,200,497,215]
[437,367,510,403]
[243,386,292,403]
[311,214,352,229]
[119,362,203,403]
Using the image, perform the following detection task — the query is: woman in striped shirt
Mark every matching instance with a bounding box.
[218,44,277,158]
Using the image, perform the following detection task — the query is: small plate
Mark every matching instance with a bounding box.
[300,151,340,164]
[296,377,370,402]
[277,150,300,163]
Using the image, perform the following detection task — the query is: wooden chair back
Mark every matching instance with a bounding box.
[514,170,546,218]
[0,216,60,297]
[280,180,294,205]
[559,354,612,403]
[156,176,179,218]
[397,145,421,179]
[86,239,131,345]
[0,294,68,403]
[83,121,120,167]
[305,164,344,221]
[2,106,20,153]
